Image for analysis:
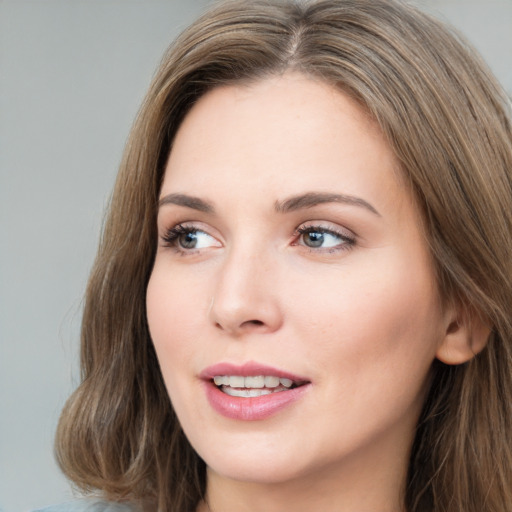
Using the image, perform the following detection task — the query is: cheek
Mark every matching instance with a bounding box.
[288,251,443,393]
[285,261,442,454]
[146,265,207,382]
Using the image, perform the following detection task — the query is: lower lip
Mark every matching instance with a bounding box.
[203,381,311,421]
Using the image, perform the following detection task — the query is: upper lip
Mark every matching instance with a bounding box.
[200,361,309,383]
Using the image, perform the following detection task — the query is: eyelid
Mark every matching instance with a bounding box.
[292,221,356,252]
[295,220,355,239]
[160,221,223,252]
[159,220,218,237]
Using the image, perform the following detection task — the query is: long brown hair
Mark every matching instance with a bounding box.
[55,1,512,511]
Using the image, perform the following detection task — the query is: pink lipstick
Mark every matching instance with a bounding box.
[200,362,311,421]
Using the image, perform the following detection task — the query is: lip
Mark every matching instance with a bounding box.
[200,361,308,381]
[200,361,311,421]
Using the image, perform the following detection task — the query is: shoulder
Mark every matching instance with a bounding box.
[32,499,137,512]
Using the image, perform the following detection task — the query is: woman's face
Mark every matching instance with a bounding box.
[146,74,451,488]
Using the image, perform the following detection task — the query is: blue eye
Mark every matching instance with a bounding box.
[297,226,354,250]
[162,225,219,251]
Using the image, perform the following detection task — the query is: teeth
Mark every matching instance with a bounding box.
[264,376,280,388]
[213,376,229,386]
[245,376,265,388]
[213,375,296,389]
[280,378,293,388]
[229,376,245,388]
[223,387,273,397]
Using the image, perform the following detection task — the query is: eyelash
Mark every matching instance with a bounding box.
[161,224,205,252]
[160,223,356,254]
[294,224,356,253]
[161,224,190,243]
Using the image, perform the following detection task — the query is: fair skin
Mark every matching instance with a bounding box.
[146,73,468,512]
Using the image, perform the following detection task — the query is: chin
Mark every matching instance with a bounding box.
[206,457,307,486]
[191,434,310,485]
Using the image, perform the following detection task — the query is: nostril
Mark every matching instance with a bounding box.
[246,319,264,327]
[214,318,266,332]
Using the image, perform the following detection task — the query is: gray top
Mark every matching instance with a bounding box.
[33,499,136,512]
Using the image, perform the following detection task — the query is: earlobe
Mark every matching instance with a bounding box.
[435,306,491,365]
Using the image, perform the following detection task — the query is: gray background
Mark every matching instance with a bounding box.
[1,1,510,511]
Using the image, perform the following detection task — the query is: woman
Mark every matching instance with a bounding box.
[46,0,512,511]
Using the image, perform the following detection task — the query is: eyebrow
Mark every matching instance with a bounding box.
[275,192,380,216]
[158,193,214,213]
[158,191,380,217]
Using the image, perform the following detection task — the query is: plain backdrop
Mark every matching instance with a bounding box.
[1,1,511,511]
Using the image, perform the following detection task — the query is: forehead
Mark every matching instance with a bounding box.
[162,73,407,214]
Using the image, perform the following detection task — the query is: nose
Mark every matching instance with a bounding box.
[209,246,283,337]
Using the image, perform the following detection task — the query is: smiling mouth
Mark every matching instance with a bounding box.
[213,375,307,397]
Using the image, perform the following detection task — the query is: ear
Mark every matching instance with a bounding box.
[436,303,491,365]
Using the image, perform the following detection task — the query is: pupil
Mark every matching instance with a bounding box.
[305,231,324,247]
[180,232,197,249]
